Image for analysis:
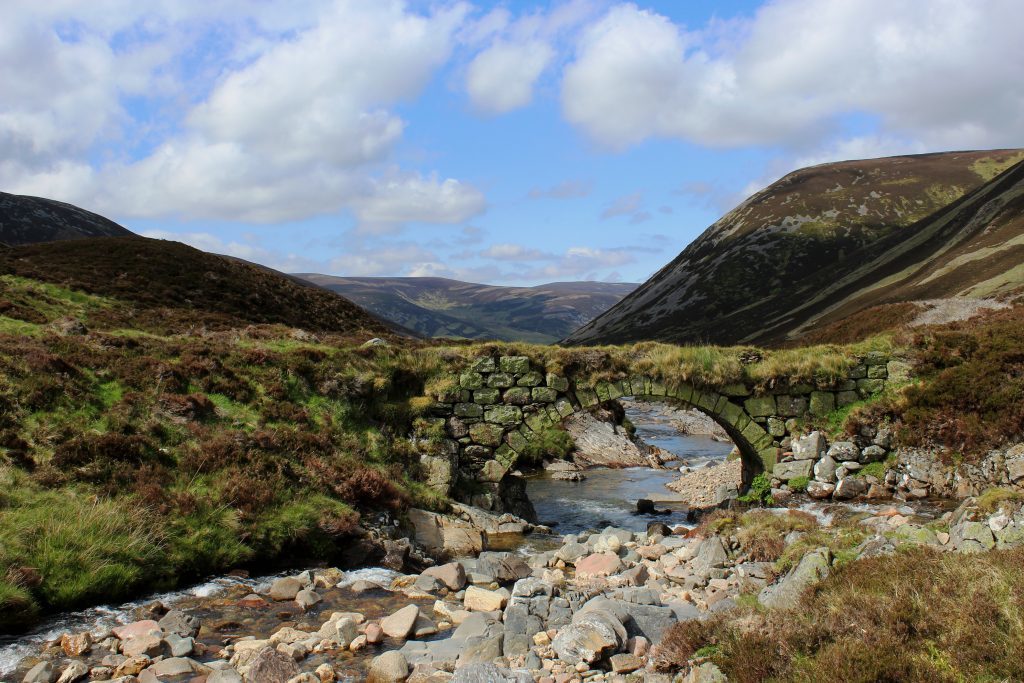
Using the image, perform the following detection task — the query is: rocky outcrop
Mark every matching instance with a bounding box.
[564,410,651,468]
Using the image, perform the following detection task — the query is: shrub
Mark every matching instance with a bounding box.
[518,427,575,466]
[788,475,810,492]
[736,510,818,562]
[738,472,773,505]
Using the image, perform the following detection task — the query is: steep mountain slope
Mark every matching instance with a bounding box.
[0,237,397,337]
[565,149,1024,346]
[0,191,135,245]
[296,275,637,343]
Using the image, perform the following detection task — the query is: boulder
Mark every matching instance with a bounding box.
[162,633,195,657]
[407,508,485,556]
[268,577,304,601]
[833,477,868,500]
[860,445,887,463]
[552,610,626,665]
[149,658,196,678]
[22,662,57,683]
[758,547,831,609]
[464,586,507,612]
[208,670,244,683]
[367,651,409,683]
[246,646,299,683]
[60,632,92,657]
[806,481,835,499]
[773,459,813,482]
[364,622,384,645]
[112,620,161,641]
[826,442,860,462]
[122,633,162,657]
[381,605,420,639]
[690,536,728,577]
[475,552,531,582]
[158,609,200,638]
[423,562,467,590]
[791,432,826,460]
[813,456,837,483]
[574,552,621,578]
[609,653,643,673]
[295,589,321,610]
[55,662,88,683]
[683,662,728,683]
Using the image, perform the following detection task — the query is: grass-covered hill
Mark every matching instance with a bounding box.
[296,275,637,343]
[0,237,397,338]
[565,149,1024,347]
[0,191,135,246]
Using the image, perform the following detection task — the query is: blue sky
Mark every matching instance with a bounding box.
[3,0,1022,285]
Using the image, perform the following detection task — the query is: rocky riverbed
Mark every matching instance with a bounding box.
[9,491,1023,683]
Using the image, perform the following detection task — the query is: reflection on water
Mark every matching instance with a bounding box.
[526,401,734,536]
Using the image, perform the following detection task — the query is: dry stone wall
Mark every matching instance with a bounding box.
[415,352,896,513]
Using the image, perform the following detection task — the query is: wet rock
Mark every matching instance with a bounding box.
[162,633,195,657]
[60,632,92,657]
[647,521,673,537]
[807,481,835,499]
[314,663,336,683]
[247,646,300,683]
[207,669,244,683]
[121,633,162,658]
[22,661,57,683]
[295,589,321,610]
[381,605,420,639]
[609,653,643,673]
[792,432,826,460]
[149,657,196,678]
[414,574,445,593]
[367,651,409,682]
[364,622,384,644]
[349,580,381,594]
[87,667,112,681]
[158,609,200,638]
[475,552,531,582]
[759,547,831,609]
[113,656,151,678]
[552,610,626,665]
[268,577,304,601]
[112,621,161,641]
[833,476,868,500]
[382,538,412,572]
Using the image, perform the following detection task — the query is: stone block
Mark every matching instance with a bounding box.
[809,391,835,416]
[469,357,496,373]
[836,390,859,407]
[774,459,813,481]
[506,429,529,452]
[485,405,522,426]
[454,402,483,418]
[499,356,531,374]
[517,371,543,387]
[721,383,751,397]
[575,388,599,408]
[857,378,885,396]
[532,386,558,403]
[867,364,888,379]
[554,397,575,418]
[849,364,868,379]
[487,372,514,388]
[503,387,532,405]
[546,373,570,392]
[460,372,484,390]
[887,360,912,383]
[650,380,667,396]
[525,411,553,432]
[744,395,776,417]
[767,417,786,437]
[469,423,504,447]
[473,388,500,404]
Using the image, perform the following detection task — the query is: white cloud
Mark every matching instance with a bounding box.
[466,40,554,114]
[562,0,1024,151]
[1,0,483,229]
[527,179,592,199]
[600,191,644,220]
[479,243,549,260]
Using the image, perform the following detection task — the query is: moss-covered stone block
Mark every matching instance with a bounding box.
[867,365,888,379]
[849,364,867,379]
[719,400,745,429]
[595,382,612,402]
[485,405,522,426]
[460,372,484,390]
[767,417,786,437]
[473,388,500,404]
[695,391,720,413]
[857,378,885,396]
[454,402,483,418]
[836,390,859,407]
[506,429,529,452]
[741,420,769,447]
[676,383,695,404]
[758,447,779,470]
[526,410,553,432]
[546,373,570,392]
[574,388,599,408]
[517,371,544,387]
[809,391,836,416]
[532,387,558,403]
[546,405,562,423]
[470,357,496,373]
[500,356,531,374]
[789,383,814,395]
[503,387,532,405]
[744,395,776,417]
[775,394,807,417]
[487,372,514,388]
[469,422,504,447]
[649,380,667,396]
[554,397,574,418]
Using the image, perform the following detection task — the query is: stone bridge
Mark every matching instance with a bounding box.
[415,352,895,516]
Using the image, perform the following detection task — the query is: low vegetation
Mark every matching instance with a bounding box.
[655,547,1024,682]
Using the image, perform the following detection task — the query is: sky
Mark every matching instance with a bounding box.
[3,0,1023,286]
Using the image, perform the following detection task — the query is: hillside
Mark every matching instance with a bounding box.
[296,275,637,343]
[565,149,1024,346]
[0,237,397,338]
[0,191,135,245]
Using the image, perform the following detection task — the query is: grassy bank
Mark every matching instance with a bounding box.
[655,546,1024,682]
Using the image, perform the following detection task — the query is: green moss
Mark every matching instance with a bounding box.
[975,487,1024,515]
[788,476,810,493]
[738,473,773,505]
[518,427,574,466]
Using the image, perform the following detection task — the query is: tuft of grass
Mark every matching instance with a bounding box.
[518,426,575,467]
[735,510,819,562]
[788,476,810,493]
[737,472,773,505]
[974,487,1024,515]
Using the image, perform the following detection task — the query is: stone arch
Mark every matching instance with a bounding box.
[418,352,892,513]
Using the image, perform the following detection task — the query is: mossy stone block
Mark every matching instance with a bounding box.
[867,365,888,379]
[454,402,483,418]
[574,388,599,408]
[503,387,532,405]
[517,371,544,387]
[836,390,859,407]
[554,397,575,418]
[506,429,529,452]
[473,388,500,404]
[744,395,776,417]
[469,423,504,447]
[721,383,751,397]
[487,372,514,388]
[857,378,885,396]
[547,373,570,392]
[809,391,836,416]
[500,356,531,374]
[470,357,496,373]
[485,405,522,426]
[532,387,558,403]
[460,372,484,390]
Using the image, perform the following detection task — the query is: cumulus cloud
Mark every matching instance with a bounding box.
[1,0,483,229]
[466,40,554,114]
[562,0,1024,151]
[600,191,644,220]
[479,243,550,260]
